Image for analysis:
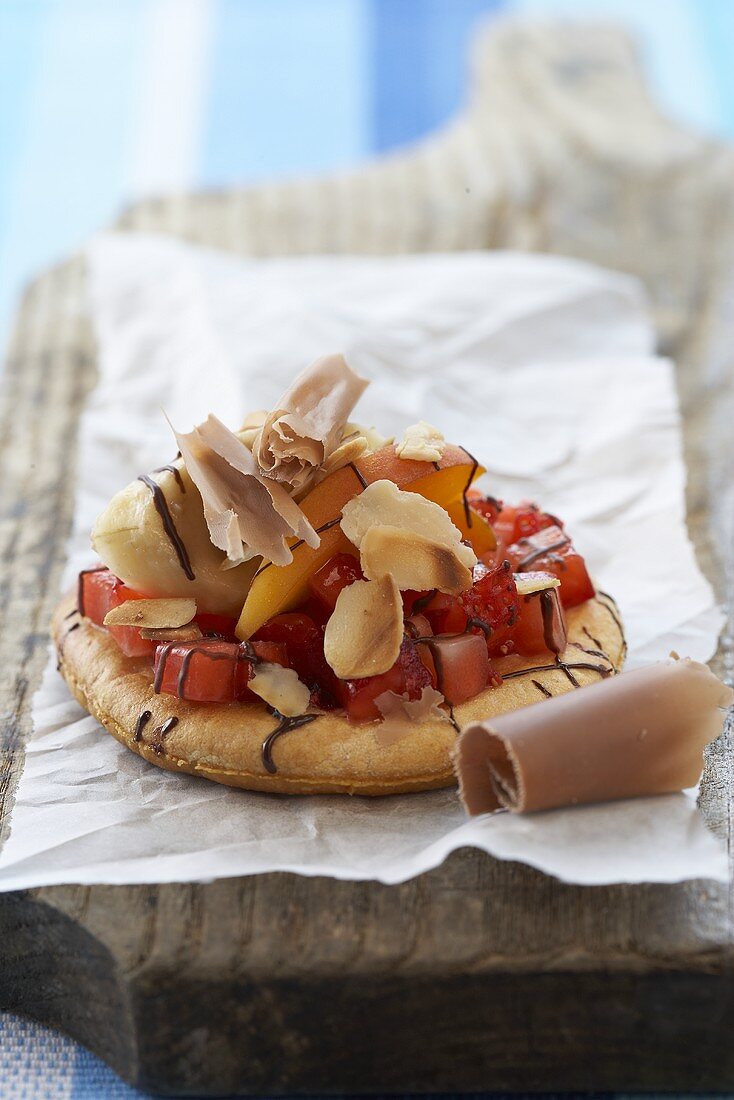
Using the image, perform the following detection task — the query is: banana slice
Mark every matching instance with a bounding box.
[91,463,258,616]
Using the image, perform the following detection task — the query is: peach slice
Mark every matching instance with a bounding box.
[236,444,483,639]
[444,500,497,556]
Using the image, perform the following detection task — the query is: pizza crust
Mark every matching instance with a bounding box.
[53,590,626,796]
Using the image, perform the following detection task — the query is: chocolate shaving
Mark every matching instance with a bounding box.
[453,658,733,815]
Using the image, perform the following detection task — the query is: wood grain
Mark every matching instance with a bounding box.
[1,21,734,1094]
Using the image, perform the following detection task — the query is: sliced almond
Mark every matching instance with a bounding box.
[374,686,450,746]
[323,574,402,679]
[344,422,393,451]
[340,479,476,569]
[319,433,370,476]
[514,571,561,596]
[248,663,311,717]
[140,623,204,642]
[103,597,197,629]
[395,421,445,462]
[361,526,473,595]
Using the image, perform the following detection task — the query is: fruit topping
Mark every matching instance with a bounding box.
[253,612,340,708]
[323,575,403,680]
[235,443,483,639]
[78,567,156,658]
[421,633,491,706]
[338,637,433,723]
[153,638,288,703]
[505,525,595,608]
[308,552,363,613]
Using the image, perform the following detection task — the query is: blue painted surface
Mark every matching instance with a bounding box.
[2,1,734,1093]
[201,0,371,184]
[371,0,503,150]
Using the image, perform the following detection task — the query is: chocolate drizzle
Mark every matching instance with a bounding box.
[152,464,186,493]
[582,625,603,651]
[446,704,460,733]
[515,535,571,571]
[348,461,368,490]
[262,711,319,774]
[411,589,437,615]
[532,679,553,699]
[502,655,613,687]
[458,447,479,529]
[137,474,195,581]
[596,592,625,639]
[539,590,563,654]
[63,608,79,621]
[134,710,152,742]
[151,717,178,755]
[253,515,344,579]
[154,639,257,699]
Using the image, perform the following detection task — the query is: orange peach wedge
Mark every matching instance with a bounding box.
[236,444,484,639]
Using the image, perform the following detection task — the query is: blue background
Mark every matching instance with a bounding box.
[2,0,734,1095]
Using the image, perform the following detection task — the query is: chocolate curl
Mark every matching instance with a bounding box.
[253,354,369,493]
[453,658,733,815]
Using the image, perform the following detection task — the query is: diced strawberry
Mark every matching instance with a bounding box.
[195,613,239,640]
[339,638,432,723]
[505,526,595,609]
[512,587,568,656]
[460,560,521,658]
[425,633,489,705]
[465,488,504,525]
[153,639,288,703]
[253,612,339,708]
[78,566,155,658]
[421,591,469,635]
[308,553,363,613]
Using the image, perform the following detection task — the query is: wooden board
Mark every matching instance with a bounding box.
[2,22,734,1094]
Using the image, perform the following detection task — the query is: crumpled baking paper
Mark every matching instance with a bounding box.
[0,234,726,890]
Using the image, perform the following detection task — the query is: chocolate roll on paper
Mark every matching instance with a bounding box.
[453,658,733,816]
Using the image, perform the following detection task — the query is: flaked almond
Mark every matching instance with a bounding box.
[374,686,450,746]
[140,623,203,642]
[395,420,445,462]
[319,433,370,476]
[323,574,402,679]
[103,597,197,629]
[340,479,476,569]
[248,663,311,717]
[237,410,269,449]
[344,422,393,451]
[361,526,473,595]
[514,571,561,596]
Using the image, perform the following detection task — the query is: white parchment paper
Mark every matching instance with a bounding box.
[0,235,726,890]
